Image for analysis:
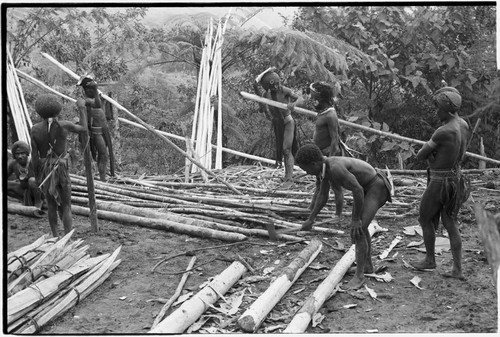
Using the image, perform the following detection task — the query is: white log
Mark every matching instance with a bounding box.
[238,238,323,332]
[149,261,247,333]
[283,221,387,333]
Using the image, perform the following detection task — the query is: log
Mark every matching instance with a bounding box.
[7,202,45,218]
[238,238,323,332]
[149,261,248,333]
[86,200,303,242]
[240,91,500,166]
[283,221,387,333]
[474,204,500,283]
[151,256,197,329]
[71,205,248,242]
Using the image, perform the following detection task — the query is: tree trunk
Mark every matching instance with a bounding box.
[283,221,387,333]
[149,261,247,333]
[238,238,322,332]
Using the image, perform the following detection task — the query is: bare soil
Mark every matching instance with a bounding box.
[5,171,499,334]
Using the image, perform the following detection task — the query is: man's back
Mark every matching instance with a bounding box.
[429,116,469,170]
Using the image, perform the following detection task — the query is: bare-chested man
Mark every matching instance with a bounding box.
[76,76,113,181]
[31,94,87,237]
[410,86,470,280]
[7,140,42,208]
[295,143,392,289]
[254,67,304,183]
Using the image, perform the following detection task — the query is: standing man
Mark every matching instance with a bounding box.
[295,143,392,289]
[76,76,114,181]
[7,140,43,208]
[31,94,87,237]
[253,67,304,183]
[410,86,470,280]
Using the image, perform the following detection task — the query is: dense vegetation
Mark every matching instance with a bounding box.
[6,6,499,175]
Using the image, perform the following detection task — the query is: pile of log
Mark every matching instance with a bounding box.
[7,231,121,333]
[148,221,388,333]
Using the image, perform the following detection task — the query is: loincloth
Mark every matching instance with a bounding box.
[364,170,392,203]
[427,168,470,219]
[38,155,70,206]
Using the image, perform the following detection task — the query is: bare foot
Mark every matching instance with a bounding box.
[346,276,365,290]
[409,259,436,270]
[441,270,465,280]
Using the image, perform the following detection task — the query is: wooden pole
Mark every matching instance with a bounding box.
[238,238,323,332]
[283,221,387,333]
[79,102,100,233]
[240,91,500,166]
[149,261,247,333]
[7,202,45,218]
[151,256,197,329]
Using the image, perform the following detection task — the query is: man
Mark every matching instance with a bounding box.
[253,67,304,183]
[309,81,343,211]
[76,76,114,181]
[295,143,392,289]
[410,86,470,280]
[31,94,87,237]
[7,140,42,208]
[310,81,342,157]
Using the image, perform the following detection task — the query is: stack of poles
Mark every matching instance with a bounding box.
[190,17,227,174]
[6,49,32,145]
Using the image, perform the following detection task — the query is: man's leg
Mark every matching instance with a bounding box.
[411,181,442,270]
[93,134,108,181]
[273,118,284,167]
[59,183,73,235]
[441,210,464,279]
[46,195,59,237]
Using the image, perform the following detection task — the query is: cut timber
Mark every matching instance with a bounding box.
[151,256,197,329]
[283,221,387,333]
[240,91,500,166]
[238,238,323,332]
[474,204,500,283]
[7,202,45,218]
[71,205,247,242]
[149,261,247,333]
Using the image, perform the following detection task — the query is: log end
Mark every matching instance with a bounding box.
[237,315,257,333]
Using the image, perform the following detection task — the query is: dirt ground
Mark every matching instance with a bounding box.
[5,169,499,334]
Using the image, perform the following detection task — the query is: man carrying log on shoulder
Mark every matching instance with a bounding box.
[294,143,392,289]
[410,86,470,280]
[253,67,304,186]
[76,76,114,181]
[31,94,88,237]
[7,140,43,209]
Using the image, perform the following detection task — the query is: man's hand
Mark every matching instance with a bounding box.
[287,102,296,112]
[76,98,86,110]
[350,219,363,243]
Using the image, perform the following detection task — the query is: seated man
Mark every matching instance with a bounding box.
[295,143,392,289]
[7,140,43,208]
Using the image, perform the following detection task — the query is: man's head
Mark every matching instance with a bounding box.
[35,94,62,119]
[295,143,324,175]
[256,67,281,92]
[77,76,98,98]
[432,86,461,117]
[11,140,30,166]
[309,81,336,111]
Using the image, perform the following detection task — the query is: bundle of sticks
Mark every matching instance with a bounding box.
[7,231,121,333]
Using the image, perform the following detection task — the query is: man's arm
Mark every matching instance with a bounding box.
[61,120,88,134]
[286,89,304,111]
[7,160,16,178]
[30,133,40,179]
[303,178,331,229]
